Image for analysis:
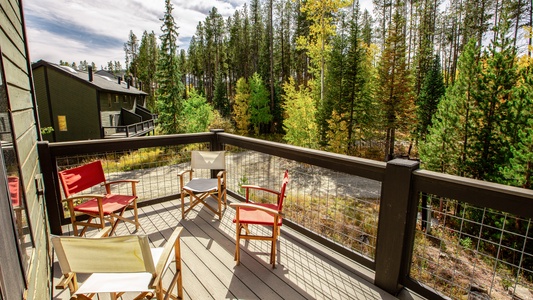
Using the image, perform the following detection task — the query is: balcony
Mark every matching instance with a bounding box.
[39,131,533,300]
[102,119,156,138]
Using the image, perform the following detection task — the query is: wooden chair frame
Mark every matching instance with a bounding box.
[52,226,184,300]
[178,151,227,219]
[58,161,140,236]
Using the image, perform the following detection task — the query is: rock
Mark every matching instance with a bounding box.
[468,291,491,300]
[510,285,532,300]
[468,285,490,300]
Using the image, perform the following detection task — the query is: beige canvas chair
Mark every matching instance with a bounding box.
[52,227,183,300]
[179,151,227,219]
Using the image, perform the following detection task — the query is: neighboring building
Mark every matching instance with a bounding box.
[32,60,156,142]
[0,0,50,298]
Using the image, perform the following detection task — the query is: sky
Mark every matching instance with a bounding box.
[24,0,373,70]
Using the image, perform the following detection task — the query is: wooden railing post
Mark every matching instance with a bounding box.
[210,129,225,178]
[37,141,63,235]
[374,158,419,295]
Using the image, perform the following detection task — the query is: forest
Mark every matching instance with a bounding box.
[64,0,532,190]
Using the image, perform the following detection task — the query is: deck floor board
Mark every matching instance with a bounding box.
[52,198,399,300]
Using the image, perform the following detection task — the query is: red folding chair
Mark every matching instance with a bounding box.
[230,170,289,268]
[58,160,140,236]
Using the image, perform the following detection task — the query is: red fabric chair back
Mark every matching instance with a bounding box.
[8,176,20,207]
[277,170,289,212]
[58,161,106,198]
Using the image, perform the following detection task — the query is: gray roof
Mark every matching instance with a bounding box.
[32,60,147,96]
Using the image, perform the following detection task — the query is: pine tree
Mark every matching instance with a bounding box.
[471,9,518,181]
[420,39,480,175]
[124,30,139,81]
[137,31,158,110]
[156,0,184,134]
[377,1,415,160]
[249,73,272,135]
[416,55,445,141]
[213,70,230,117]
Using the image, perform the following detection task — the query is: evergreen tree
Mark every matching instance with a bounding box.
[416,55,445,141]
[471,10,518,181]
[249,73,272,134]
[377,1,415,160]
[420,39,480,175]
[137,31,158,110]
[155,0,184,134]
[124,30,139,81]
[213,70,230,117]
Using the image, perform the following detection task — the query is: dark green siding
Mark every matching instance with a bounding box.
[47,69,100,141]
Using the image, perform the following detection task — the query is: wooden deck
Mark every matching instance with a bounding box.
[52,198,401,300]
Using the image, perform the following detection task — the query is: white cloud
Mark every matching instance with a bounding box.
[24,0,372,68]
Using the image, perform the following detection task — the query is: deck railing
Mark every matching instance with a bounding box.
[102,119,156,138]
[37,130,533,300]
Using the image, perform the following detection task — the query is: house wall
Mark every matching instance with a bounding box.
[99,92,136,127]
[44,68,101,141]
[0,0,51,298]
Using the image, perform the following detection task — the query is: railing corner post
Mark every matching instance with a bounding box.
[375,158,419,295]
[37,141,63,235]
[210,129,225,151]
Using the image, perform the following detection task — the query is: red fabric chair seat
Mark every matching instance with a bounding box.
[233,203,282,226]
[74,194,136,215]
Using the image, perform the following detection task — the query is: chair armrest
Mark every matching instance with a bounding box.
[105,179,140,185]
[230,203,284,217]
[241,185,280,196]
[61,194,105,202]
[92,226,112,238]
[104,179,139,196]
[150,226,183,289]
[178,170,193,189]
[177,169,193,178]
[55,272,75,289]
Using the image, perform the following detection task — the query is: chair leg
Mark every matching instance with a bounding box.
[235,222,241,264]
[181,190,186,219]
[133,200,139,231]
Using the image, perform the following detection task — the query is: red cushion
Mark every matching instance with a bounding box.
[74,194,136,215]
[8,176,19,207]
[234,203,283,226]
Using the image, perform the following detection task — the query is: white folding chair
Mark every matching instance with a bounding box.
[179,151,227,219]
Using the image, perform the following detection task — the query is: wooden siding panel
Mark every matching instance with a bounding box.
[3,55,30,89]
[11,108,35,142]
[7,83,32,111]
[0,4,24,55]
[0,29,26,72]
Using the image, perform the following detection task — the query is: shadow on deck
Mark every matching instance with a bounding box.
[52,198,401,300]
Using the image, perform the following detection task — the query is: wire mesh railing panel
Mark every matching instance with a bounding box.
[225,146,382,260]
[410,193,533,300]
